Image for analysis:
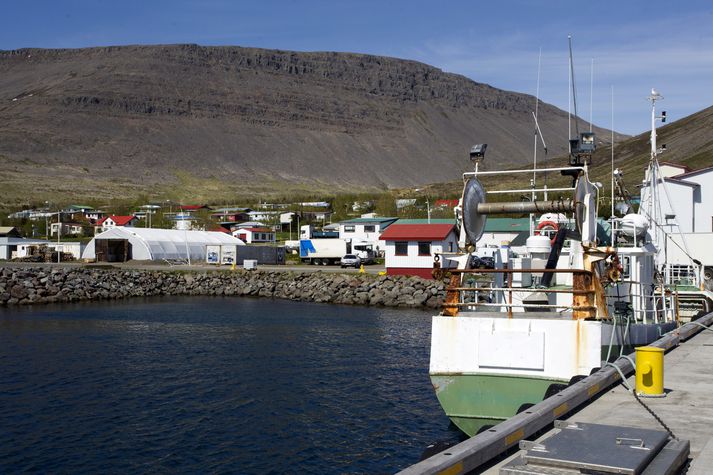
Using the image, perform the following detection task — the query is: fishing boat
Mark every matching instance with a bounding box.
[428,90,713,437]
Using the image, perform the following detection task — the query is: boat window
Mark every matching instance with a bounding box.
[622,256,631,279]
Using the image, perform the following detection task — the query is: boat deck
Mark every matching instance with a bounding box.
[484,324,713,473]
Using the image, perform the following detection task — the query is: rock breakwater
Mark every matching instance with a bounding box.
[0,266,447,309]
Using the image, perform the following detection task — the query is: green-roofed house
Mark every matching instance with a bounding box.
[395,217,532,248]
[477,218,532,248]
[338,217,399,255]
[66,205,106,224]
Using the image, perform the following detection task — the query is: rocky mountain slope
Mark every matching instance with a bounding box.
[0,44,619,207]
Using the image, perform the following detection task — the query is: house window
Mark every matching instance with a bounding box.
[418,241,431,256]
[344,225,355,233]
[364,225,375,232]
[448,241,454,252]
[395,241,408,256]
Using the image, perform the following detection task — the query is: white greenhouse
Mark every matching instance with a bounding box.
[82,227,244,262]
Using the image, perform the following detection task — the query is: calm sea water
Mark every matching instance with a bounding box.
[0,296,462,474]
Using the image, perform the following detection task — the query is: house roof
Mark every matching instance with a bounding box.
[108,215,137,226]
[237,227,273,233]
[672,165,713,180]
[380,224,455,241]
[179,205,209,211]
[340,217,398,225]
[0,226,21,237]
[396,219,456,225]
[483,218,531,232]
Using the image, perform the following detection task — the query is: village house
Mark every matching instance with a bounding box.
[232,227,276,244]
[95,215,138,234]
[0,227,50,260]
[211,208,252,223]
[434,199,459,209]
[50,222,85,236]
[380,223,458,279]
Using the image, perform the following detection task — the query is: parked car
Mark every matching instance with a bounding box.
[340,254,362,268]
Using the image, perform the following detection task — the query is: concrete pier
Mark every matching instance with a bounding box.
[485,323,713,473]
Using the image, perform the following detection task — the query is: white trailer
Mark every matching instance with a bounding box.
[351,242,377,264]
[299,238,349,265]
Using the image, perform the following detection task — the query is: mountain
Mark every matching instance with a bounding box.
[591,103,713,180]
[409,103,713,203]
[0,44,620,207]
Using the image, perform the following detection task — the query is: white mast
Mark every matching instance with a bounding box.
[589,58,594,132]
[610,85,614,218]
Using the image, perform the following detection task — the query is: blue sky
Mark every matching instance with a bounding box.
[2,0,712,135]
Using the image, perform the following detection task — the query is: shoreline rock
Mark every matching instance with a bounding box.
[0,266,447,309]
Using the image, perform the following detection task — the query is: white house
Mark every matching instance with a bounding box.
[247,210,281,223]
[380,223,458,279]
[639,165,713,234]
[338,217,398,255]
[0,227,49,260]
[96,215,138,233]
[232,227,276,244]
[50,222,85,236]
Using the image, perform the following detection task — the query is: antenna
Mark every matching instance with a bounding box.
[589,58,594,132]
[568,35,580,137]
[533,47,542,196]
[611,85,614,218]
[564,36,595,171]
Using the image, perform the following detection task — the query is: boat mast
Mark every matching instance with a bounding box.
[645,89,663,259]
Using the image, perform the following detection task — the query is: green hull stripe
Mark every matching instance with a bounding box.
[430,373,563,436]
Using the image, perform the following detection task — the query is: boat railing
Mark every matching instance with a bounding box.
[442,268,598,318]
[664,263,700,288]
[463,166,586,196]
[608,287,679,324]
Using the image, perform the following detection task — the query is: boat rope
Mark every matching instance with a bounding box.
[605,357,678,441]
[684,321,713,333]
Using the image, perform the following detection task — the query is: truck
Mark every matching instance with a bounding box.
[298,225,377,265]
[299,238,350,265]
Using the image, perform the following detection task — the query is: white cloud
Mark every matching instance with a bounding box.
[399,11,713,134]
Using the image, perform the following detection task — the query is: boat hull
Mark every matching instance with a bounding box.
[429,315,677,437]
[430,373,564,436]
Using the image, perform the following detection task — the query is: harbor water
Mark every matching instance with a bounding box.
[0,296,461,473]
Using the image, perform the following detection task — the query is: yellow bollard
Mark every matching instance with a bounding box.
[635,346,665,397]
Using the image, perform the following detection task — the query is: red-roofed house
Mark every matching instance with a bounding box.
[96,215,138,234]
[380,223,458,279]
[231,227,276,244]
[434,199,459,209]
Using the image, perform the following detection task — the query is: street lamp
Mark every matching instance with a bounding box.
[56,206,61,263]
[44,201,49,239]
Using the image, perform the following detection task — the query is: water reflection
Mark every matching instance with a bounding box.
[0,296,461,473]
